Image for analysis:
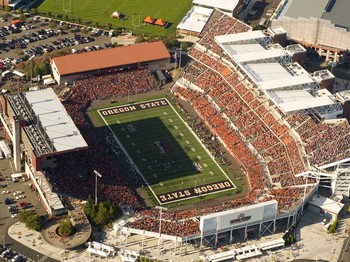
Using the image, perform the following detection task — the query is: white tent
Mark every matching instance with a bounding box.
[111,11,121,19]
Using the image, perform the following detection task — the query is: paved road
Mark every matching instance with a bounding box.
[339,236,350,262]
[0,132,58,262]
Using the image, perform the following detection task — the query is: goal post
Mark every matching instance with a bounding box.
[63,0,72,14]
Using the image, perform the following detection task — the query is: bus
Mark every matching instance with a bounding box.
[11,173,25,182]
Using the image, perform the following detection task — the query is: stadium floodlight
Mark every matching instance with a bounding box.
[155,206,168,253]
[94,170,102,205]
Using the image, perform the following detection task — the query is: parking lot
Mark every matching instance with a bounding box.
[0,14,114,84]
[237,0,282,26]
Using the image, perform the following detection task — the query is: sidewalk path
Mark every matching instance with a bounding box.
[8,222,119,261]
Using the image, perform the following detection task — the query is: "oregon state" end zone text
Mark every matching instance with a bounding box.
[157,180,235,204]
[100,99,169,116]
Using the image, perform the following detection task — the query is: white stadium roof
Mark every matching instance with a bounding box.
[215,30,267,44]
[25,88,88,153]
[215,30,341,115]
[245,63,291,81]
[269,90,336,113]
[225,44,265,55]
[193,0,239,12]
[177,6,213,34]
[259,75,315,90]
[232,49,287,63]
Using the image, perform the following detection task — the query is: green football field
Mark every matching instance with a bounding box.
[97,98,236,205]
[34,0,192,36]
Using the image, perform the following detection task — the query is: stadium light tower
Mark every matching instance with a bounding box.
[155,205,168,253]
[93,170,102,205]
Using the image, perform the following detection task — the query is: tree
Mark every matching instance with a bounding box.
[49,20,58,29]
[17,8,23,15]
[95,203,109,228]
[63,15,68,21]
[62,24,69,31]
[4,5,10,13]
[92,21,99,28]
[58,216,74,236]
[162,35,178,48]
[47,11,52,17]
[81,28,88,34]
[18,210,31,223]
[83,199,121,229]
[19,14,26,22]
[105,22,112,30]
[30,8,38,15]
[24,214,43,231]
[135,34,146,43]
[328,218,339,233]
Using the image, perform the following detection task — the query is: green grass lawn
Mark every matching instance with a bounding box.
[97,98,236,205]
[34,0,192,36]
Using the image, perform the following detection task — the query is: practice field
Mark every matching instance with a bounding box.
[97,98,236,205]
[35,0,192,36]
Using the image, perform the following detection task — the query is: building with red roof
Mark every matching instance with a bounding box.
[51,41,171,84]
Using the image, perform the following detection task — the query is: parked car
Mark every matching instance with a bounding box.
[4,198,14,205]
[1,190,9,194]
[15,195,25,200]
[13,191,23,196]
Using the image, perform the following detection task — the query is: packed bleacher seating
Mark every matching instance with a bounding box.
[174,31,315,208]
[286,115,350,166]
[198,10,250,57]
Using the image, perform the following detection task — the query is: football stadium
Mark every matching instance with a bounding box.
[1,6,350,261]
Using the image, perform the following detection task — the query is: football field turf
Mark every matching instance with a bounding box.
[97,98,236,205]
[35,0,192,36]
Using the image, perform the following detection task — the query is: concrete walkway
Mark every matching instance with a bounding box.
[8,222,123,261]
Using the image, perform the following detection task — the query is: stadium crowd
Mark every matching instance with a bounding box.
[42,8,350,239]
[286,114,350,166]
[198,10,250,57]
[182,45,307,183]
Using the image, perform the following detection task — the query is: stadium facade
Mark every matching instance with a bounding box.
[0,88,88,215]
[272,0,350,62]
[51,41,172,85]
